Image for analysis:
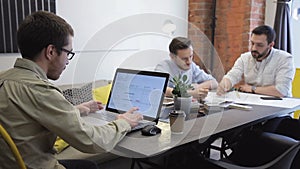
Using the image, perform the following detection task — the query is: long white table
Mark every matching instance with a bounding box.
[58,94,300,162]
[112,104,300,158]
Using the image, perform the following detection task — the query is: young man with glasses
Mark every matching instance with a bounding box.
[217,25,295,97]
[0,11,142,169]
[155,37,218,100]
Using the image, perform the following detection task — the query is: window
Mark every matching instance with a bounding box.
[0,0,56,53]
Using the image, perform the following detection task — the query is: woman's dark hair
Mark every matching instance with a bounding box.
[17,11,74,60]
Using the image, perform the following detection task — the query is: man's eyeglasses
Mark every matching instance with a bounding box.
[61,48,75,60]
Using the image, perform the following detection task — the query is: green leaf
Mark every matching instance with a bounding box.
[182,75,187,82]
[171,74,192,97]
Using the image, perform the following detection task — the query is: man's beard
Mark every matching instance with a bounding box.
[251,47,270,60]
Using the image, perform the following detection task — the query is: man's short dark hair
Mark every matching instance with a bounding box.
[17,11,74,60]
[169,37,192,55]
[251,25,276,44]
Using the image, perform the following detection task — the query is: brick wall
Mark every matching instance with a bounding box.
[188,0,265,82]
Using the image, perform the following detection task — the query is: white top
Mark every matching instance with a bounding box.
[224,48,295,97]
[155,59,215,87]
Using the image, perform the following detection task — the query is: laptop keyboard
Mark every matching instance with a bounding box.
[96,110,117,121]
[87,110,156,131]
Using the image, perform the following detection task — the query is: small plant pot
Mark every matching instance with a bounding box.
[173,96,192,115]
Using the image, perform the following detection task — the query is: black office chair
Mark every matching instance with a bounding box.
[206,131,300,169]
[262,116,300,169]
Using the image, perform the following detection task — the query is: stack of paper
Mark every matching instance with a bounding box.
[205,91,300,109]
[204,92,253,110]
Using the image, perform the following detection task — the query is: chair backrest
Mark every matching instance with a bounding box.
[264,141,300,169]
[207,141,300,169]
[0,124,26,169]
[206,132,300,169]
[292,68,300,98]
[292,68,300,119]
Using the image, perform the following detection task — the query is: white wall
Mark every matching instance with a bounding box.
[0,53,21,71]
[54,0,188,84]
[0,0,188,85]
[291,1,300,68]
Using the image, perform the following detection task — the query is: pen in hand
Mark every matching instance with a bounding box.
[235,89,240,99]
[229,87,240,99]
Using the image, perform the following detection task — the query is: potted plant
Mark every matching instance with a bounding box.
[170,74,193,115]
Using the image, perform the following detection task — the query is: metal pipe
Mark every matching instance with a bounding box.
[210,0,217,72]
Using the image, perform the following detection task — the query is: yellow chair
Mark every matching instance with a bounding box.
[292,68,300,119]
[92,83,112,104]
[54,136,70,153]
[0,124,26,169]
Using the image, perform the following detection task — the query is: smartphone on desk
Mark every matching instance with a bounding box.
[260,96,283,100]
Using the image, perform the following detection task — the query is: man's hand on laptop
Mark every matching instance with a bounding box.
[76,100,104,116]
[117,107,143,128]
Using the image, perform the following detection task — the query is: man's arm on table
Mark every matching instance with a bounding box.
[238,83,284,97]
[165,79,217,98]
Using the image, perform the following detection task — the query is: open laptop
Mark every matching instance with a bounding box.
[84,68,169,131]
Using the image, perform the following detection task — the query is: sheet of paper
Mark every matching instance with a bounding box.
[205,91,300,109]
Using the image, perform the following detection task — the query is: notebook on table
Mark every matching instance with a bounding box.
[83,68,169,131]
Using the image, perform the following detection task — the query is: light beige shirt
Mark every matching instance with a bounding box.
[224,48,295,97]
[0,58,131,169]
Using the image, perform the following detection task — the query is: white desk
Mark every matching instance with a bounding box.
[112,104,299,158]
[57,96,300,161]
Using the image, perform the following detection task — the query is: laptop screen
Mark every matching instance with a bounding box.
[106,68,169,121]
